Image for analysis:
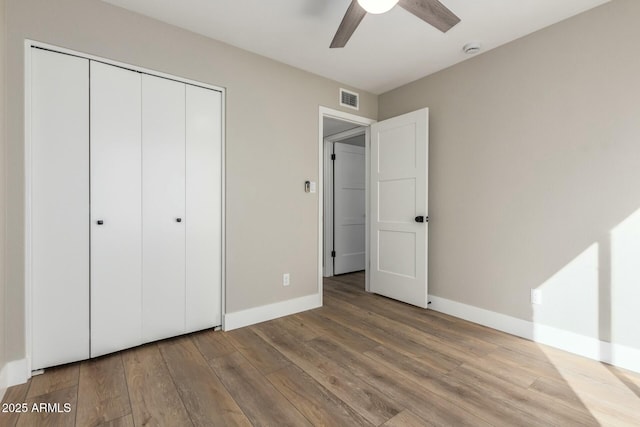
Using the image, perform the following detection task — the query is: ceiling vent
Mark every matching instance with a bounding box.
[339,88,359,110]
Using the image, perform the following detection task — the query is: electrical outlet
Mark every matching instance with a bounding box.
[531,289,542,305]
[283,273,290,287]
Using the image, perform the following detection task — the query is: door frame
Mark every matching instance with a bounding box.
[24,40,227,378]
[323,126,366,278]
[318,107,375,298]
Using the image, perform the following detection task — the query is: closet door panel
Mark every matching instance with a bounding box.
[90,61,142,357]
[31,48,90,369]
[142,74,186,343]
[186,85,222,331]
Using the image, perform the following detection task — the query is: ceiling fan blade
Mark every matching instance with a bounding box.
[330,0,367,48]
[398,0,460,33]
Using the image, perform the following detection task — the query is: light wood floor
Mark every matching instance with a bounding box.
[2,272,640,426]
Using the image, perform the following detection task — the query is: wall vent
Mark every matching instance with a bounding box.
[339,88,359,110]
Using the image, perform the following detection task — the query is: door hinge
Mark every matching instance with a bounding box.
[331,250,336,257]
[331,154,336,160]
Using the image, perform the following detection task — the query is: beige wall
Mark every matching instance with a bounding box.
[5,0,377,361]
[0,0,6,376]
[379,0,640,349]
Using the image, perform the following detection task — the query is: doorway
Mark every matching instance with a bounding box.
[324,121,366,277]
[318,108,375,297]
[318,106,430,309]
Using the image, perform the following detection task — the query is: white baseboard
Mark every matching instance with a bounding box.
[224,292,322,331]
[429,295,640,374]
[0,358,30,396]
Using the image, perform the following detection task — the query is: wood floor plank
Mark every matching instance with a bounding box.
[225,327,290,375]
[159,336,250,427]
[209,352,311,427]
[448,362,600,427]
[298,309,380,353]
[96,414,134,427]
[17,386,77,427]
[252,322,402,426]
[530,374,640,426]
[458,354,539,389]
[431,373,545,427]
[421,308,533,349]
[382,410,431,427]
[121,344,192,427]
[75,354,132,426]
[0,382,31,427]
[266,364,373,427]
[323,281,363,300]
[318,300,437,358]
[330,284,500,356]
[363,344,459,381]
[328,271,365,289]
[271,315,321,342]
[323,294,479,364]
[484,346,562,380]
[603,364,640,397]
[27,365,80,399]
[607,365,640,388]
[190,329,236,362]
[307,335,492,427]
[535,343,640,392]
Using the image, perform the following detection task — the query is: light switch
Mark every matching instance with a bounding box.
[305,180,317,193]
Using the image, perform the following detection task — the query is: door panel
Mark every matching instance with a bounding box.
[185,85,222,331]
[90,61,142,357]
[378,178,416,222]
[141,74,186,343]
[31,48,90,369]
[370,109,429,308]
[377,124,417,174]
[379,230,416,277]
[334,142,366,275]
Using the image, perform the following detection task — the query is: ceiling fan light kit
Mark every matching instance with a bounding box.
[331,0,461,48]
[357,0,399,14]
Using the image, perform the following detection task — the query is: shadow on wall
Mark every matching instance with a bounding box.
[531,207,640,423]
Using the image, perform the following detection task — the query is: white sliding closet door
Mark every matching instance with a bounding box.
[90,62,143,357]
[142,75,186,342]
[186,85,222,330]
[31,48,90,370]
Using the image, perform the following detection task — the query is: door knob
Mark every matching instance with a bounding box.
[415,216,428,223]
[176,218,182,223]
[96,220,104,225]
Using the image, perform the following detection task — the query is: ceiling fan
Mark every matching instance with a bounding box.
[330,0,461,48]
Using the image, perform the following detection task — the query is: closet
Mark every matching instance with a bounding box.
[30,47,223,370]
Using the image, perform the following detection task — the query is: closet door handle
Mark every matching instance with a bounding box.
[176,218,182,223]
[96,220,104,225]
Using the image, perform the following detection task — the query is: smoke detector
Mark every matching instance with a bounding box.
[463,42,482,54]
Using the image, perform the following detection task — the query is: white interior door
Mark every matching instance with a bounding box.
[141,74,186,343]
[31,48,90,369]
[90,61,143,357]
[185,85,223,331]
[333,142,366,275]
[370,108,429,308]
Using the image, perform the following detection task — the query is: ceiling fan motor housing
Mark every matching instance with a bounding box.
[357,0,399,14]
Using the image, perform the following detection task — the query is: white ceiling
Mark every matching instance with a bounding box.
[103,0,609,94]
